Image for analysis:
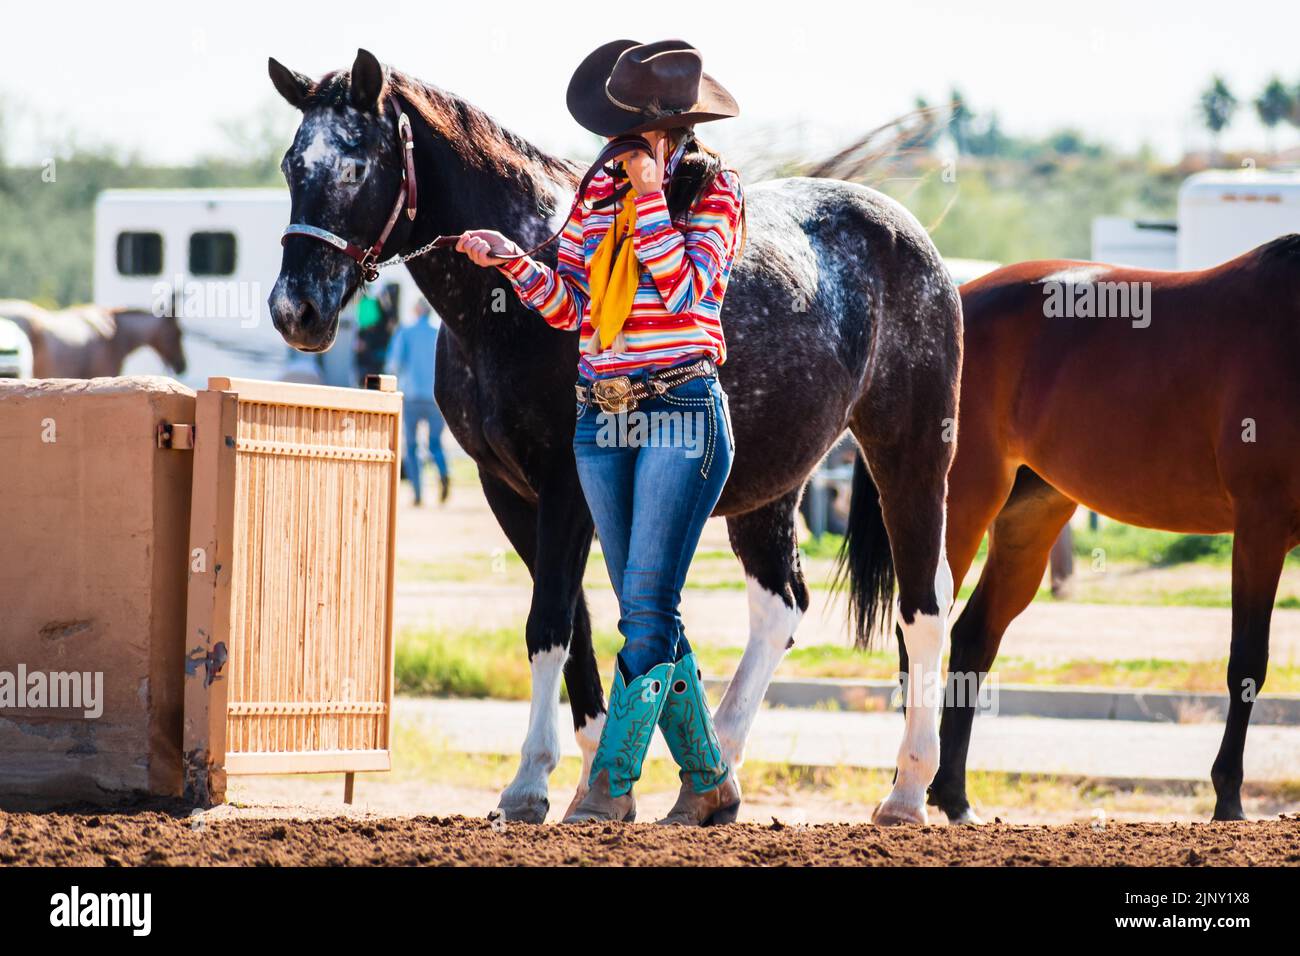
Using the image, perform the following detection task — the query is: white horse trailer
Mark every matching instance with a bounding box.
[93,189,425,389]
[1092,169,1300,270]
[1177,170,1300,270]
[1090,217,1178,270]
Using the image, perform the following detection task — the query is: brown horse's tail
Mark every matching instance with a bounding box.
[833,453,896,650]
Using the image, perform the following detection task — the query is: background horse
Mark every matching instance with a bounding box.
[929,237,1300,823]
[266,50,962,825]
[0,300,186,378]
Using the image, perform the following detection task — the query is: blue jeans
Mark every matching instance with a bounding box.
[404,398,449,503]
[573,365,735,678]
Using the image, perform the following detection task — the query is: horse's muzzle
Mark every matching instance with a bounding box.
[269,284,335,352]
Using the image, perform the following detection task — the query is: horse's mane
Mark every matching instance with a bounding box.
[305,69,577,192]
[77,306,117,338]
[1255,232,1300,264]
[1237,233,1300,291]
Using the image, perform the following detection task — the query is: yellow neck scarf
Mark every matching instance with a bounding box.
[586,185,640,353]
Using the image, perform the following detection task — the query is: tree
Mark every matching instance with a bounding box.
[1254,77,1293,152]
[1199,75,1238,157]
[948,88,972,154]
[967,113,1009,157]
[910,96,937,150]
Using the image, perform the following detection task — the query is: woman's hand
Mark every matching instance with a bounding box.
[623,134,666,197]
[455,229,522,267]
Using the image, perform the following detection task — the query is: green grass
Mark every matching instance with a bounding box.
[363,720,1300,820]
[1073,523,1300,568]
[395,624,1300,700]
[805,523,1299,572]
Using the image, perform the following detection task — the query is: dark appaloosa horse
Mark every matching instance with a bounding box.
[267,50,962,825]
[929,241,1300,823]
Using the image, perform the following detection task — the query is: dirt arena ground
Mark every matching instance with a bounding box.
[3,809,1298,866]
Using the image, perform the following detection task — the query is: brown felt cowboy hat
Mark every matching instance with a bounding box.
[567,39,739,137]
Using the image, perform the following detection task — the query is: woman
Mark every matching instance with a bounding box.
[456,39,745,825]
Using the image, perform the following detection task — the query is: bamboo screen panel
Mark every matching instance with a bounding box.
[191,377,401,780]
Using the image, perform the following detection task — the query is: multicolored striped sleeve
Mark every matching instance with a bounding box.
[498,208,588,331]
[631,170,743,316]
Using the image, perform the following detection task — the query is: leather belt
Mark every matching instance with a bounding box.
[576,358,716,414]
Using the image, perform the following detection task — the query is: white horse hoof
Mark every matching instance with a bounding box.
[944,807,984,825]
[495,792,549,824]
[872,800,928,826]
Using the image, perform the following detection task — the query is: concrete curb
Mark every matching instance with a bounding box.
[703,676,1300,726]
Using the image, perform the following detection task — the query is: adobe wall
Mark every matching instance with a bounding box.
[0,377,195,805]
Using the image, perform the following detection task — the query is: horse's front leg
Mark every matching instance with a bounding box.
[488,469,596,823]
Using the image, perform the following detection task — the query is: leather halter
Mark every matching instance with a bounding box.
[281,95,418,283]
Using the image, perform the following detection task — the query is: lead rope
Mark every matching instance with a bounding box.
[371,134,654,275]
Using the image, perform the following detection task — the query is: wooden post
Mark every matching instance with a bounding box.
[182,390,239,806]
[344,772,356,805]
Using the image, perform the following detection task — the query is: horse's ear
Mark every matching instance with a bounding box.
[268,57,313,110]
[350,48,385,112]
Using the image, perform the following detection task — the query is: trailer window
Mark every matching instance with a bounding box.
[189,231,237,276]
[116,232,163,276]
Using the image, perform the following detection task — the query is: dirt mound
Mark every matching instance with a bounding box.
[2,810,1299,866]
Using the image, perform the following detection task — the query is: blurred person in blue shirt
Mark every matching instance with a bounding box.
[387,297,450,504]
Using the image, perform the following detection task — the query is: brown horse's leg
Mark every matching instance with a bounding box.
[1210,510,1290,821]
[929,468,1076,822]
[945,447,1020,597]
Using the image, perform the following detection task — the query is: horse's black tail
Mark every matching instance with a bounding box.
[833,452,896,650]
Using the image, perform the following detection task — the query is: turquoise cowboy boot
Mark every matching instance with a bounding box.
[655,652,741,825]
[563,660,674,823]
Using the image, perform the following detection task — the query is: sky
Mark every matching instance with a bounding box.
[4,0,1299,166]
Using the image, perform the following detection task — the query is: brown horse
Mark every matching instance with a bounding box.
[927,235,1300,823]
[0,300,186,379]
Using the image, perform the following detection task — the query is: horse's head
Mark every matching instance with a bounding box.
[98,307,187,376]
[148,311,187,374]
[267,49,412,352]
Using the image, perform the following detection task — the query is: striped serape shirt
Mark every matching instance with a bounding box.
[499,149,744,378]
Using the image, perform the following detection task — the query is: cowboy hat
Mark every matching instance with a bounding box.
[567,39,739,137]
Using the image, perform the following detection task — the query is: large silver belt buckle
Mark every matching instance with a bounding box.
[591,376,636,414]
